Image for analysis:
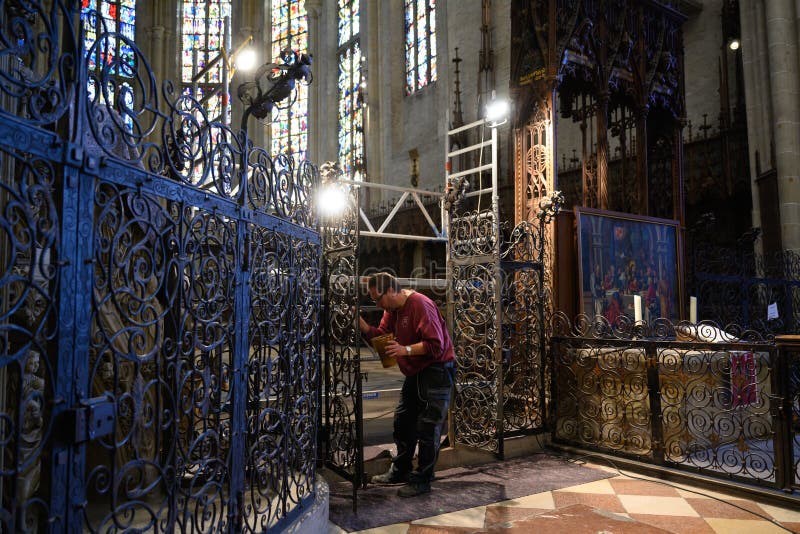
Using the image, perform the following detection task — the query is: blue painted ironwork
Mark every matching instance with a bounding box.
[551,313,800,491]
[687,226,800,336]
[0,3,321,532]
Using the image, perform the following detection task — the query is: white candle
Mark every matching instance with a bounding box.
[690,296,698,323]
[634,295,642,323]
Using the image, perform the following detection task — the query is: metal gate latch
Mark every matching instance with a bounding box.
[69,396,115,443]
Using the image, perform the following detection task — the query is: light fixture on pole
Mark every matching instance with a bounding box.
[485,90,510,127]
[317,161,349,220]
[728,38,740,51]
[237,49,313,134]
[233,44,258,72]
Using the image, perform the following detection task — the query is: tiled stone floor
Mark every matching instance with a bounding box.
[328,462,800,533]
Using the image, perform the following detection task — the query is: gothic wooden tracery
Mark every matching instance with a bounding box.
[511,0,686,225]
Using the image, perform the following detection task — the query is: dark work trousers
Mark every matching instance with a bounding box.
[392,361,455,483]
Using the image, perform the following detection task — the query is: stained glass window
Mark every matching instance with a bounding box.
[338,0,364,181]
[181,0,232,122]
[404,0,437,94]
[271,0,309,160]
[80,0,136,127]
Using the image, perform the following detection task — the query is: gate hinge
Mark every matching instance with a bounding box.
[66,395,115,444]
[63,142,83,167]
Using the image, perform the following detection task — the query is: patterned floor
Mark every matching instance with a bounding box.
[328,462,800,533]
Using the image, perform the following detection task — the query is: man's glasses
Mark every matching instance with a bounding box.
[372,290,386,305]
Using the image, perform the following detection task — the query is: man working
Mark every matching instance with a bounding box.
[359,272,455,497]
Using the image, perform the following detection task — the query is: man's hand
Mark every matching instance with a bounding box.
[385,340,406,359]
[359,315,370,334]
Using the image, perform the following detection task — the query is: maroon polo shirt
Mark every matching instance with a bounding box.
[364,291,455,376]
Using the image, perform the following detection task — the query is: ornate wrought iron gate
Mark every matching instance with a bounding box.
[449,205,503,453]
[0,4,320,532]
[319,171,449,507]
[447,210,558,456]
[445,119,560,456]
[320,174,365,505]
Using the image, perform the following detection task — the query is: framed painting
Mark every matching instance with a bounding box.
[575,207,683,323]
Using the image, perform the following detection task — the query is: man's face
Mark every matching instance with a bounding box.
[369,286,397,310]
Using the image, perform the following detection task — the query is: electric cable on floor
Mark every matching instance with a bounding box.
[355,327,792,530]
[531,434,795,533]
[363,407,395,422]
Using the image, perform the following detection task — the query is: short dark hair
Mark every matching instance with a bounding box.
[367,272,401,294]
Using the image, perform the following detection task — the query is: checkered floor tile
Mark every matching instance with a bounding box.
[328,463,800,533]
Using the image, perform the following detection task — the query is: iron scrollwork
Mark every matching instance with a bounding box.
[554,341,652,456]
[552,313,786,486]
[321,163,364,502]
[1,2,323,531]
[499,192,561,437]
[788,344,800,490]
[690,238,800,336]
[451,259,501,452]
[0,146,60,532]
[449,190,561,453]
[86,186,238,532]
[242,230,320,530]
[0,1,76,126]
[500,221,545,434]
[659,345,776,481]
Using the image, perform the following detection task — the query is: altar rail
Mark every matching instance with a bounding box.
[550,314,800,492]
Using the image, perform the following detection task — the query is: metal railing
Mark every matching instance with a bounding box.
[551,313,800,492]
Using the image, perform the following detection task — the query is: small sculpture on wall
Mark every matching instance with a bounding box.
[409,148,419,188]
[17,351,45,504]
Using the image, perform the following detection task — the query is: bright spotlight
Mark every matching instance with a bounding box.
[317,183,348,219]
[235,48,258,72]
[485,92,510,127]
[728,38,740,51]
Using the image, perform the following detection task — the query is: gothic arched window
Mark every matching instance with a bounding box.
[404,0,437,94]
[338,0,364,181]
[271,0,309,160]
[181,0,232,122]
[80,0,136,127]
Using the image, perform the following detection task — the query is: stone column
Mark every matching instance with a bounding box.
[147,26,165,110]
[142,19,165,148]
[741,0,800,252]
[764,0,800,251]
[363,0,381,197]
[740,0,769,244]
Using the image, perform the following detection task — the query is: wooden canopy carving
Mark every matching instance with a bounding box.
[511,0,687,225]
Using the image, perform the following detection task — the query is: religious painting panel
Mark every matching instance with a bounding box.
[575,207,683,324]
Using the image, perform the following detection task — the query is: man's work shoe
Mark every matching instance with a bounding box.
[397,481,431,498]
[370,467,409,485]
